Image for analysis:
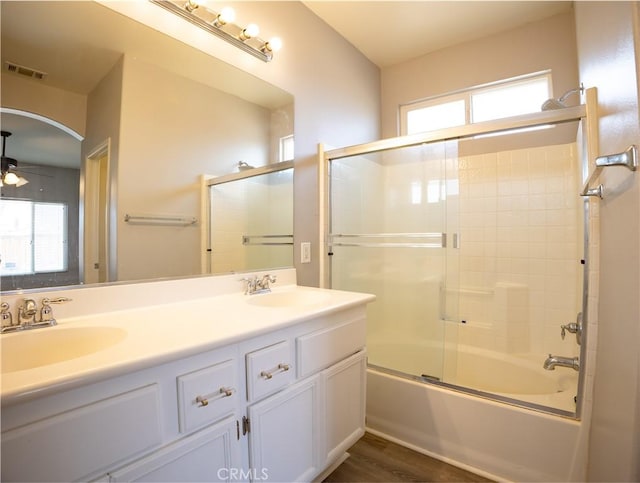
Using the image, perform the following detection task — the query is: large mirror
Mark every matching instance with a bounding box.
[0,1,294,292]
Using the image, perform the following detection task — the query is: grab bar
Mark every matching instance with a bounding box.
[581,145,637,198]
[329,232,446,248]
[242,234,293,246]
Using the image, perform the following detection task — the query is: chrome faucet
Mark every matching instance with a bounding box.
[1,297,72,333]
[241,274,277,295]
[18,298,38,326]
[543,354,580,371]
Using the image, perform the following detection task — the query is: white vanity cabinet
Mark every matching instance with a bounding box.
[241,309,367,483]
[1,304,368,483]
[1,346,242,483]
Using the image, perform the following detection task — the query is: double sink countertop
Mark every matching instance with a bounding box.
[1,269,374,406]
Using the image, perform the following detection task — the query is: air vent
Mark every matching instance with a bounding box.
[5,61,47,80]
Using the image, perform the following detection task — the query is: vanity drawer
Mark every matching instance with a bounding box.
[246,340,294,401]
[297,316,366,378]
[177,359,237,433]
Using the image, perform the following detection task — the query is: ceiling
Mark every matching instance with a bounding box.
[304,1,573,68]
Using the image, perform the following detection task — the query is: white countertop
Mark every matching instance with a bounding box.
[1,280,374,406]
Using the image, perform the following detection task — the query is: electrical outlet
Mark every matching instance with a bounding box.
[301,242,311,263]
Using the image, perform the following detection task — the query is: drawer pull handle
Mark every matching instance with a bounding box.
[260,363,290,380]
[195,387,235,407]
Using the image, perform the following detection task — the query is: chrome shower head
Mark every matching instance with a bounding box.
[237,161,255,171]
[541,84,584,111]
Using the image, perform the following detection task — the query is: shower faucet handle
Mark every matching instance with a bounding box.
[560,312,583,345]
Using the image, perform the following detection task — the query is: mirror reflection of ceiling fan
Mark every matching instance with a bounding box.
[0,130,52,188]
[1,131,28,187]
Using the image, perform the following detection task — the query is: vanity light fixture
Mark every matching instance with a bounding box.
[150,0,282,62]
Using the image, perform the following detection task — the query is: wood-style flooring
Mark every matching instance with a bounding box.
[323,432,493,483]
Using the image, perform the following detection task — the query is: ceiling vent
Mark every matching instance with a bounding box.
[5,61,47,80]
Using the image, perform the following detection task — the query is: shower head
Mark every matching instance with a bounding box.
[237,161,255,171]
[541,84,584,111]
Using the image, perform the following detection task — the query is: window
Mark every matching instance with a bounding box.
[279,135,294,162]
[0,199,68,276]
[401,72,552,135]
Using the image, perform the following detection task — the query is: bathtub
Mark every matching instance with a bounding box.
[366,340,587,481]
[367,340,578,413]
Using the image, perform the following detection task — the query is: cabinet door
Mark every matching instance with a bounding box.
[323,350,367,464]
[107,416,241,482]
[247,375,321,483]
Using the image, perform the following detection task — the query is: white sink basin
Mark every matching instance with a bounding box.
[1,326,127,373]
[246,290,330,308]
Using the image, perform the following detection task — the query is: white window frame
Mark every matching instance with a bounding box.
[399,71,552,136]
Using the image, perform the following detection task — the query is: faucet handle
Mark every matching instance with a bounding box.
[560,312,583,345]
[240,276,258,294]
[42,297,73,305]
[39,297,71,324]
[1,302,13,327]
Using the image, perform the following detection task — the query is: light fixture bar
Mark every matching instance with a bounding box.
[150,0,274,62]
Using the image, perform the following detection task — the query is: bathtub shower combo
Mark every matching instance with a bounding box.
[319,88,630,481]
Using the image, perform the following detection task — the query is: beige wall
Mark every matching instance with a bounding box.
[115,56,273,281]
[380,11,579,139]
[0,72,87,137]
[574,2,640,481]
[83,57,124,283]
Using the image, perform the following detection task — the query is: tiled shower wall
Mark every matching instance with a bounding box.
[455,142,582,357]
[209,171,293,274]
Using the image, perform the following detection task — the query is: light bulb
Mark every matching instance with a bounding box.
[16,176,29,187]
[218,6,235,24]
[264,37,282,53]
[240,23,259,41]
[3,172,19,185]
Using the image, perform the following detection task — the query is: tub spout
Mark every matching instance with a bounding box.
[543,354,580,371]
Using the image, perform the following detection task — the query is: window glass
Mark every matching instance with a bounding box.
[34,203,68,272]
[401,72,552,136]
[471,77,550,123]
[406,100,466,135]
[0,200,68,275]
[279,135,294,162]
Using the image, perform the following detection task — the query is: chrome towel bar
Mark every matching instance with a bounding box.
[124,214,197,226]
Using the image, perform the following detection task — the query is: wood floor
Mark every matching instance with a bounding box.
[323,433,493,483]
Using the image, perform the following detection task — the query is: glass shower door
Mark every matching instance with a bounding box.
[329,141,459,381]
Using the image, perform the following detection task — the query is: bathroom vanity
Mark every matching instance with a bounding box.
[0,269,374,482]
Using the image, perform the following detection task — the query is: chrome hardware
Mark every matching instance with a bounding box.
[560,312,583,345]
[0,302,18,333]
[40,297,72,323]
[581,145,637,197]
[242,415,250,435]
[241,274,277,295]
[543,354,580,371]
[18,299,38,326]
[1,297,72,334]
[260,362,290,379]
[195,387,235,407]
